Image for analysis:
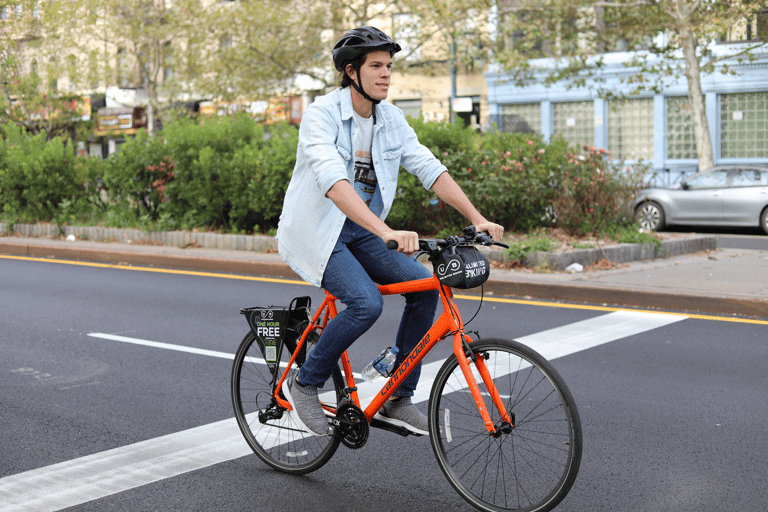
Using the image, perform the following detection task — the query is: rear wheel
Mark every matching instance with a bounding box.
[231,326,344,474]
[429,338,582,512]
[636,201,665,231]
[760,206,768,235]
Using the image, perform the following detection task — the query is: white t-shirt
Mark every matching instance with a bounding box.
[352,110,377,207]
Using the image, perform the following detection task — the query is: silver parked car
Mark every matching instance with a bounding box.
[634,165,768,235]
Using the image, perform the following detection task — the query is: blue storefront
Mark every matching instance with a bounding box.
[485,46,768,186]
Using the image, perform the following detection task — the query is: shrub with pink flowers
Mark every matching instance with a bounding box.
[392,120,644,236]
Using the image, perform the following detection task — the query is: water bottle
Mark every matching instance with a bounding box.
[361,346,399,382]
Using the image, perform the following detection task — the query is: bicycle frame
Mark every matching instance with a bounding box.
[273,274,513,435]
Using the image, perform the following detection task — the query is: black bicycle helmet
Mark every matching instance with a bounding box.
[332,26,402,72]
[332,26,401,115]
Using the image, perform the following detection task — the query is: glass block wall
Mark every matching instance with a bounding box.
[721,92,768,158]
[666,96,697,159]
[553,101,593,150]
[498,102,541,133]
[608,97,654,160]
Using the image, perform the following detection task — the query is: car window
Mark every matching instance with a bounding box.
[730,169,768,187]
[685,169,729,189]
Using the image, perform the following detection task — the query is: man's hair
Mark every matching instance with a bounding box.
[339,53,368,88]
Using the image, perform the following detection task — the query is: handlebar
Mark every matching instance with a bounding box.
[385,226,508,259]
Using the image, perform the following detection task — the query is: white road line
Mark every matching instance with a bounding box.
[0,310,687,511]
[409,309,687,405]
[517,309,687,361]
[0,417,251,512]
[87,333,234,360]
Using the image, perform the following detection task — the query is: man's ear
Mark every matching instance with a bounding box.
[345,63,356,82]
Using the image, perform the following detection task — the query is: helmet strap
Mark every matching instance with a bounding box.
[349,63,380,124]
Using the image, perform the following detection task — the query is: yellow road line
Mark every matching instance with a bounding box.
[454,294,768,326]
[3,253,766,325]
[0,254,309,286]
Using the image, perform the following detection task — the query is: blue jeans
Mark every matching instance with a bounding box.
[297,219,438,397]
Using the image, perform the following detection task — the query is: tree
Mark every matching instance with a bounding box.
[0,0,87,140]
[79,0,207,133]
[198,0,332,101]
[495,0,768,169]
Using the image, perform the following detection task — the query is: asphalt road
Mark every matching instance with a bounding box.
[2,256,767,512]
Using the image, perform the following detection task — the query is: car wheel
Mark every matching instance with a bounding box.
[760,207,768,236]
[636,201,665,231]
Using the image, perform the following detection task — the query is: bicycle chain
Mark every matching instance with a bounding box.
[333,402,369,449]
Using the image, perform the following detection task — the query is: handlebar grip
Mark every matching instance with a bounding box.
[386,240,399,250]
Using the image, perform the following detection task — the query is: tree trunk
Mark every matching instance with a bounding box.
[681,27,715,170]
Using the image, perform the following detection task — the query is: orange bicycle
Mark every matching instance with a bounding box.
[232,228,582,512]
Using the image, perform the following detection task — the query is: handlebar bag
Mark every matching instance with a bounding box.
[434,244,490,289]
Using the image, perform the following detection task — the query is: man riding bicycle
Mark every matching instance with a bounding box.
[276,26,503,436]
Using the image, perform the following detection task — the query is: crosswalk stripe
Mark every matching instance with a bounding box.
[0,310,687,511]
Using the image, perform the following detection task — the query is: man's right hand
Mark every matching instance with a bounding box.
[382,230,419,255]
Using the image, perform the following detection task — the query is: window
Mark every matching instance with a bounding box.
[499,10,544,56]
[685,169,729,189]
[393,99,422,120]
[117,48,129,88]
[721,92,768,158]
[608,97,654,160]
[163,42,174,81]
[730,169,768,187]
[666,96,696,159]
[498,103,540,133]
[66,54,77,92]
[553,100,593,150]
[48,57,58,91]
[722,9,768,42]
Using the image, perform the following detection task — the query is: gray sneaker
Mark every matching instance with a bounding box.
[282,374,332,436]
[378,396,429,436]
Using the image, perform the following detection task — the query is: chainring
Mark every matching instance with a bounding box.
[333,402,369,449]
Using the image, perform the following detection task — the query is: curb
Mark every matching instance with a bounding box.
[0,223,278,252]
[517,236,718,271]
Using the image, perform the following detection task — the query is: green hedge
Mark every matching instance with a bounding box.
[0,114,643,236]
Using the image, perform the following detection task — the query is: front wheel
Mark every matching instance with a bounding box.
[760,206,768,235]
[231,327,344,474]
[428,338,582,512]
[636,200,665,231]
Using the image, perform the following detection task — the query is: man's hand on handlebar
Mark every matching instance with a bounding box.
[475,221,504,243]
[382,230,419,254]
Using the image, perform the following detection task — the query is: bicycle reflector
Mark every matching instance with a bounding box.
[433,245,490,289]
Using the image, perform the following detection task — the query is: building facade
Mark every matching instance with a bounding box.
[485,46,768,186]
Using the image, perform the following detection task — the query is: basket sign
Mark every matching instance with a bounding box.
[242,307,289,371]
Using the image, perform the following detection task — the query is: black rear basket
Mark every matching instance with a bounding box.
[240,296,311,373]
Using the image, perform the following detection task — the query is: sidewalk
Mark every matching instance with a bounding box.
[2,233,767,318]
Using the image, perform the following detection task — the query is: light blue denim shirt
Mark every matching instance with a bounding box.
[276,87,447,287]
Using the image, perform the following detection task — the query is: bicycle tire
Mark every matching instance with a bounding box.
[231,324,344,474]
[428,338,582,512]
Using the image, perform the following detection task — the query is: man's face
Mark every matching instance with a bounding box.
[348,50,392,101]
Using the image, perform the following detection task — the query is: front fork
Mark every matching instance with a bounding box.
[455,333,514,436]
